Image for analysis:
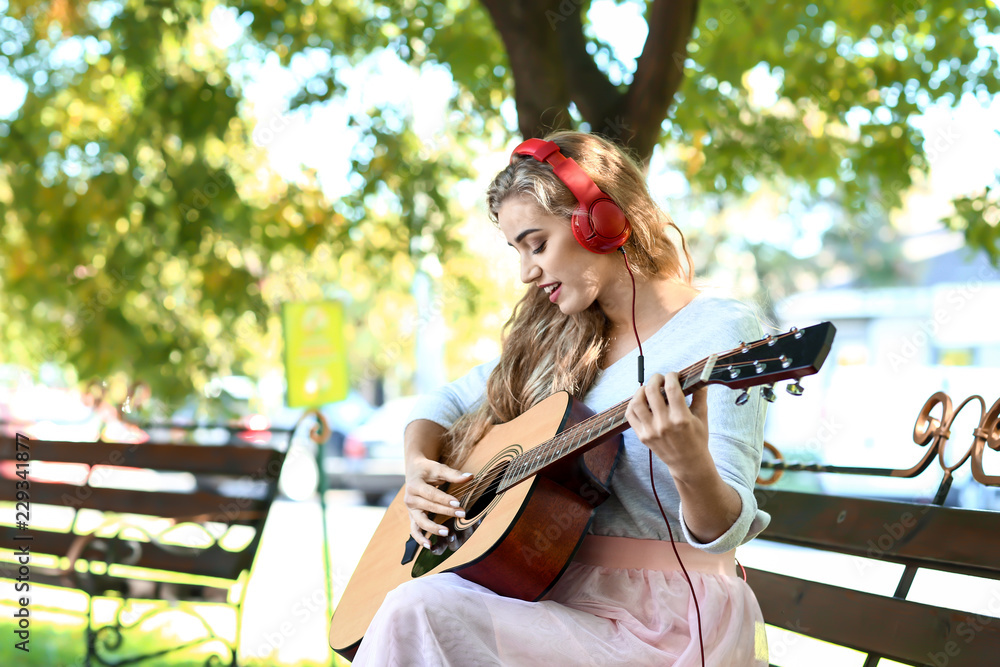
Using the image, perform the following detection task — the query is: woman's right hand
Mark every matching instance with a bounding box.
[404,455,471,550]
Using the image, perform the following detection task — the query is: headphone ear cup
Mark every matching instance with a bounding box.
[573,199,630,253]
[510,138,632,253]
[571,205,596,250]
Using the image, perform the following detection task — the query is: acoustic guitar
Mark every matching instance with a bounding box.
[329,322,837,659]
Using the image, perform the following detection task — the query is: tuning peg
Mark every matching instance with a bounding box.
[786,380,805,396]
[761,384,776,403]
[735,389,750,406]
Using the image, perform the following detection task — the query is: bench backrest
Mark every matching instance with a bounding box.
[747,487,1000,666]
[0,434,288,596]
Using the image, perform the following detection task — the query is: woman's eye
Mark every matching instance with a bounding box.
[531,241,546,255]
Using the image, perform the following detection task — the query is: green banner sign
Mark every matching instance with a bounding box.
[282,300,348,408]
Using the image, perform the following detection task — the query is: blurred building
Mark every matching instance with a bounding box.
[777,247,1000,370]
[764,242,1000,506]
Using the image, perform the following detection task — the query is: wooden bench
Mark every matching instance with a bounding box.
[746,392,1000,667]
[0,428,293,666]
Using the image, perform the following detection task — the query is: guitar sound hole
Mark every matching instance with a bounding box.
[460,461,507,522]
[410,460,510,577]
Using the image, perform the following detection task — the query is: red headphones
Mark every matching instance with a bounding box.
[510,138,631,254]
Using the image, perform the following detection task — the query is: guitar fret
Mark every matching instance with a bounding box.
[573,422,585,453]
[543,437,556,468]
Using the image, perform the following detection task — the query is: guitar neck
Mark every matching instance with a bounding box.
[496,321,836,492]
[497,360,712,493]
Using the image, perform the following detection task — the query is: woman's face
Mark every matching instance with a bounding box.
[497,194,614,316]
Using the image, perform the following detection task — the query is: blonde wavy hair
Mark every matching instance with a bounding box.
[441,131,695,467]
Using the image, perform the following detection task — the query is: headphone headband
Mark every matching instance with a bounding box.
[510,139,605,211]
[510,138,630,254]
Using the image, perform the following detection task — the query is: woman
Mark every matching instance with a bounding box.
[353,131,770,666]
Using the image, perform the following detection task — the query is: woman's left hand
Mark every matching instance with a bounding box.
[625,372,710,470]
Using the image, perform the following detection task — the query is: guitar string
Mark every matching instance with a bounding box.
[448,351,786,503]
[516,335,805,476]
[462,326,813,501]
[447,356,718,500]
[444,338,800,503]
[472,343,793,496]
[441,331,803,503]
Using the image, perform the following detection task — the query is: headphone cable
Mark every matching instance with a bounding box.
[619,247,644,384]
[621,247,706,667]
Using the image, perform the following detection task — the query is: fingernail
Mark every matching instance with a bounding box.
[450,500,461,507]
[439,528,449,536]
[424,541,431,549]
[455,510,466,518]
[461,472,473,477]
[448,533,456,542]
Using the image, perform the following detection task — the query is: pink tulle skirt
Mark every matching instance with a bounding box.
[351,536,769,666]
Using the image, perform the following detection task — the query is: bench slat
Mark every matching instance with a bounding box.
[0,566,230,602]
[0,526,255,581]
[754,489,1000,579]
[0,437,285,477]
[0,481,269,523]
[746,567,1000,666]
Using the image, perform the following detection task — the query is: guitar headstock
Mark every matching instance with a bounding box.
[682,322,837,404]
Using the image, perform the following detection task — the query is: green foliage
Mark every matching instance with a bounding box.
[948,184,1000,265]
[673,1,998,201]
[664,0,1000,297]
[0,0,997,405]
[0,0,488,404]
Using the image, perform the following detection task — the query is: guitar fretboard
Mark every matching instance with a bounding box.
[494,325,820,492]
[498,399,632,492]
[496,352,719,492]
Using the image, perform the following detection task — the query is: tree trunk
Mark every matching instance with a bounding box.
[479,0,700,165]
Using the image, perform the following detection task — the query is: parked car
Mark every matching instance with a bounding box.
[168,375,272,446]
[2,382,106,442]
[0,379,154,488]
[329,396,421,505]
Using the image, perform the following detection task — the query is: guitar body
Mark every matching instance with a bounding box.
[329,391,623,660]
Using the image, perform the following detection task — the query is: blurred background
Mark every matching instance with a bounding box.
[1,0,999,665]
